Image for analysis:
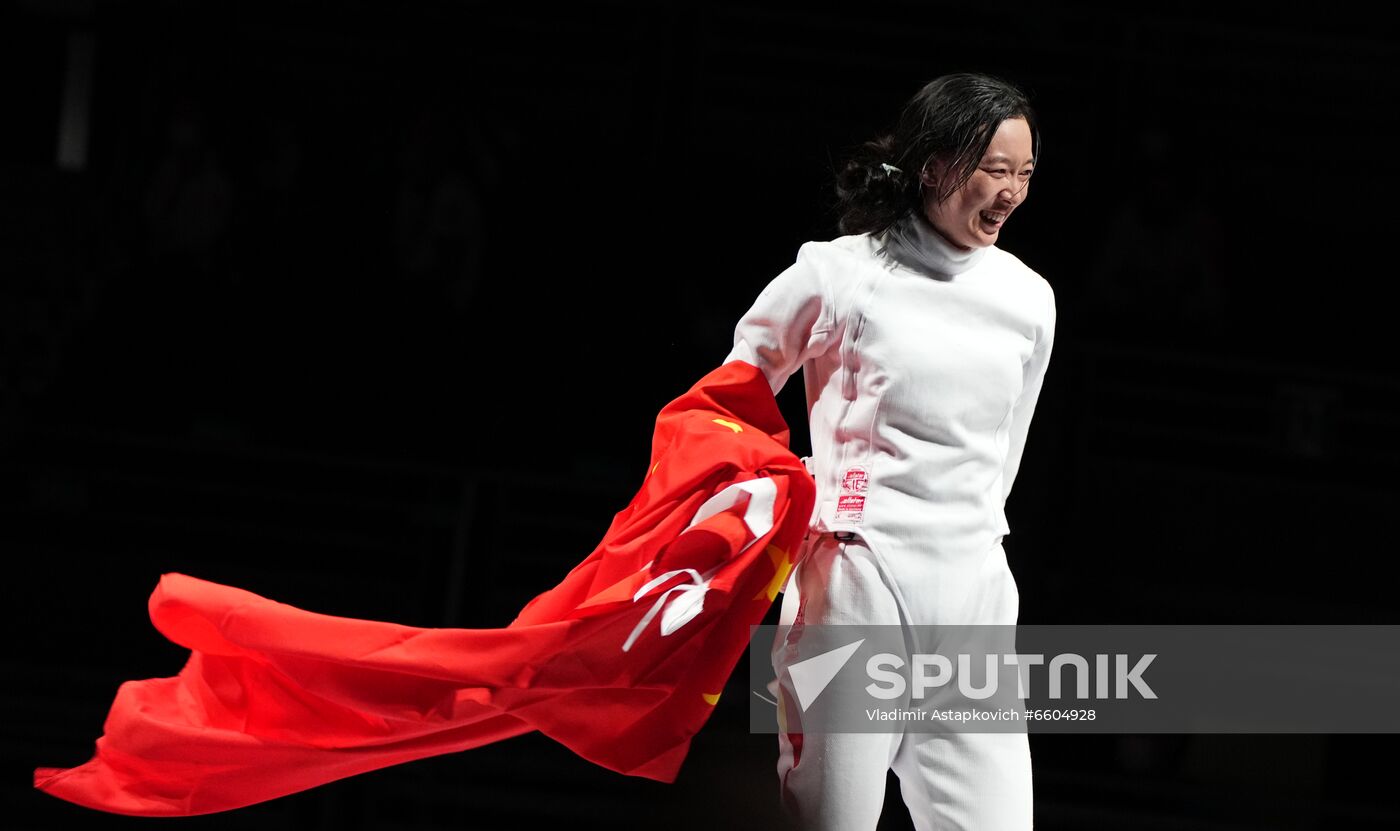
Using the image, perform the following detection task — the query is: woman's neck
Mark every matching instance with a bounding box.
[879,211,989,279]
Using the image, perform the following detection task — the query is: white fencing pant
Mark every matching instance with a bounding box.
[772,533,1032,831]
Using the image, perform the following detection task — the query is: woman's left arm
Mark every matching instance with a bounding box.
[1002,282,1057,505]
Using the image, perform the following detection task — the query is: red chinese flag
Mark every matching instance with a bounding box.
[33,361,814,816]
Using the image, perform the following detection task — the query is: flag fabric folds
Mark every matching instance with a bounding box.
[34,360,815,816]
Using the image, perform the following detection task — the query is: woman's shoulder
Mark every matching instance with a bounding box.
[793,232,883,267]
[986,245,1053,296]
[763,234,884,313]
[985,246,1055,333]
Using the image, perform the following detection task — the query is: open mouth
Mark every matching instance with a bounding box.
[979,210,1007,231]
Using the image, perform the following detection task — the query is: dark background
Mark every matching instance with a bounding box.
[4,1,1397,828]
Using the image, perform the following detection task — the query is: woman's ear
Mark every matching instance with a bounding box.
[919,159,945,196]
[918,155,940,183]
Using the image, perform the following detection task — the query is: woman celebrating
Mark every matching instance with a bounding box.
[33,70,1050,831]
[726,72,1053,830]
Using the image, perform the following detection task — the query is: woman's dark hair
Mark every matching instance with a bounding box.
[835,72,1040,236]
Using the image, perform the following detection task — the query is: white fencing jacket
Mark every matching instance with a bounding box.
[725,211,1055,610]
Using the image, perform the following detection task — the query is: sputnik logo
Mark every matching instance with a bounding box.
[787,639,865,711]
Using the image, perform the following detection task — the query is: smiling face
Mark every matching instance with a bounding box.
[921,116,1035,250]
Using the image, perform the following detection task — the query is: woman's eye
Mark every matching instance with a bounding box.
[982,168,1008,177]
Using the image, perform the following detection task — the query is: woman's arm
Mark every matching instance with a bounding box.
[724,243,838,394]
[1002,281,1056,505]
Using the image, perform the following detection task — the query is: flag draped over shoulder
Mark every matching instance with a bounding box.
[33,361,815,816]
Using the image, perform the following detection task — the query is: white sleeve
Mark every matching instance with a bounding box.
[724,244,839,394]
[1002,282,1056,505]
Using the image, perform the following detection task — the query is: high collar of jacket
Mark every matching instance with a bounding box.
[878,211,989,279]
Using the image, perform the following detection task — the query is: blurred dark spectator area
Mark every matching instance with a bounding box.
[2,1,1397,829]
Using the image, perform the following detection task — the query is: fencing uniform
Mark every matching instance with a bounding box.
[725,210,1055,830]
